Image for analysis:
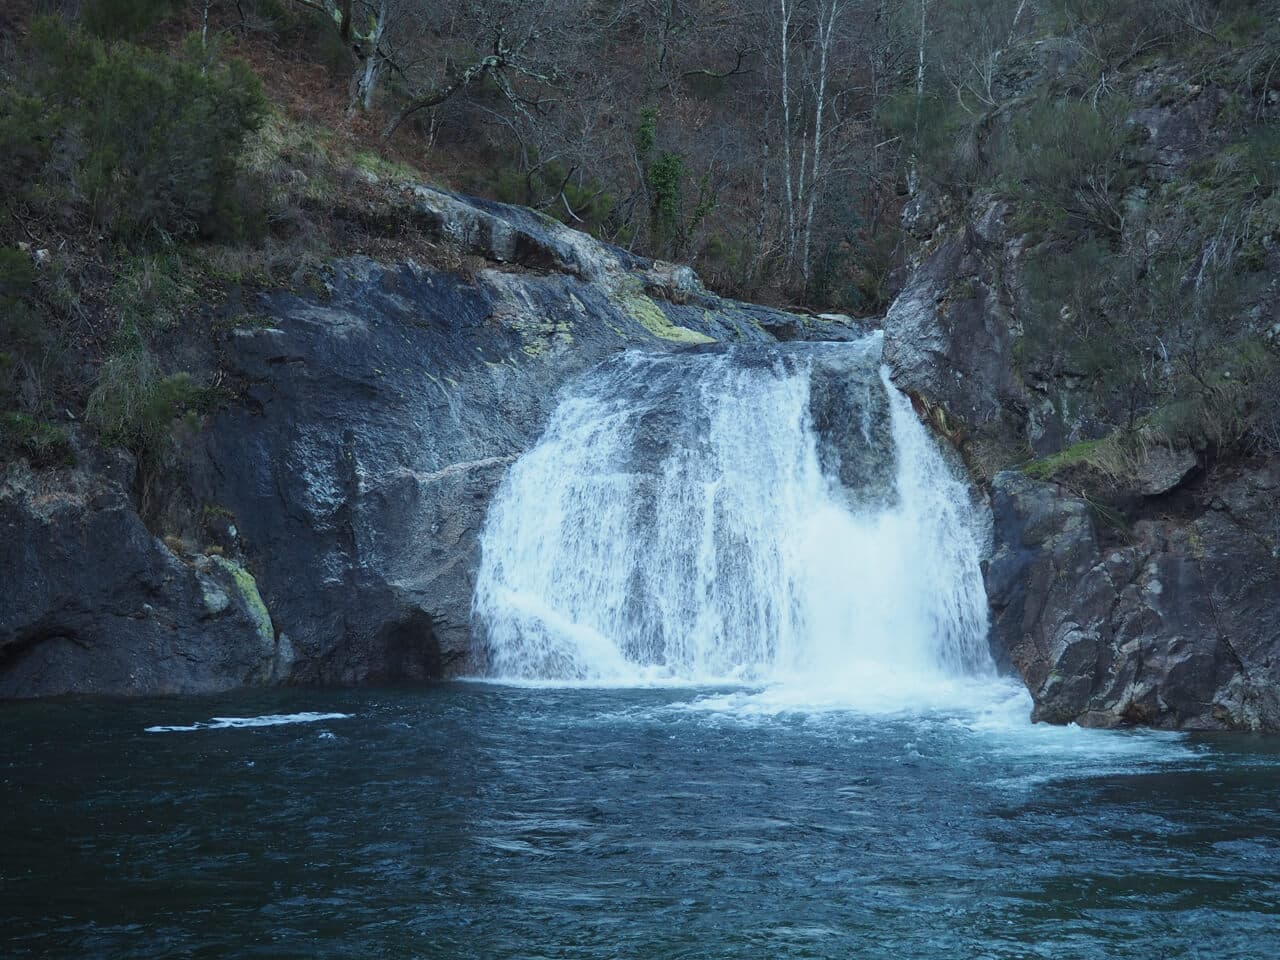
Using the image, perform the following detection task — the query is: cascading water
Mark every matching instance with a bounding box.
[473,333,995,706]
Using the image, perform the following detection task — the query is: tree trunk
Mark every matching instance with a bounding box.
[801,0,841,286]
[777,0,796,274]
[340,0,354,42]
[909,0,929,196]
[350,1,387,115]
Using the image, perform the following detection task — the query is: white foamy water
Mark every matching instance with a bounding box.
[611,680,1200,780]
[473,336,998,711]
[145,712,352,733]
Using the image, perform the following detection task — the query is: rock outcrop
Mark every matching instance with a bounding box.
[876,66,1280,731]
[985,465,1280,731]
[882,200,1024,435]
[0,447,290,697]
[0,189,860,696]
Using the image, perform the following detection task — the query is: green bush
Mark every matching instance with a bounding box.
[1045,0,1189,68]
[0,92,53,219]
[111,253,197,332]
[0,248,35,301]
[85,341,213,467]
[878,92,988,194]
[647,152,685,250]
[1249,353,1280,454]
[484,157,617,236]
[0,411,74,468]
[8,17,268,244]
[1003,98,1133,239]
[1155,337,1280,452]
[0,249,63,412]
[1020,239,1182,425]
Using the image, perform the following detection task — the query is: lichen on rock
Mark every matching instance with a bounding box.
[208,556,274,648]
[615,277,716,345]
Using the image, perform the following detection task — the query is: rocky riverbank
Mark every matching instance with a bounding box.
[0,188,860,697]
[3,176,1277,731]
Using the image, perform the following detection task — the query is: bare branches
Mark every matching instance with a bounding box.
[659,49,754,92]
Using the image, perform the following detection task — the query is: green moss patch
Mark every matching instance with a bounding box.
[617,279,715,345]
[210,556,273,645]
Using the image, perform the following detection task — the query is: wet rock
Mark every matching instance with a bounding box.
[178,192,866,687]
[986,464,1280,731]
[0,457,288,697]
[882,207,1021,430]
[809,352,896,505]
[2,187,870,698]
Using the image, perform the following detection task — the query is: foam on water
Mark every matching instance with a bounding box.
[470,342,1215,775]
[606,680,1201,783]
[145,712,352,733]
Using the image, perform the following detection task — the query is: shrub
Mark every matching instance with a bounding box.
[0,248,35,300]
[0,412,74,468]
[1020,239,1186,427]
[1003,98,1133,239]
[12,18,268,244]
[111,253,197,332]
[1249,354,1280,454]
[1157,337,1280,452]
[481,156,617,237]
[0,249,63,412]
[85,340,214,469]
[878,92,988,195]
[0,92,54,221]
[1044,0,1194,69]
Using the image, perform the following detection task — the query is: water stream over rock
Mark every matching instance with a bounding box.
[474,335,993,706]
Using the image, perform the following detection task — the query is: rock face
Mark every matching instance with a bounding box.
[808,347,896,506]
[882,202,1023,433]
[986,466,1280,731]
[0,452,289,697]
[5,172,1275,729]
[0,189,861,697]
[875,70,1280,730]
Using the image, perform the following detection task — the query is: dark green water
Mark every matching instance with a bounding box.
[3,682,1279,959]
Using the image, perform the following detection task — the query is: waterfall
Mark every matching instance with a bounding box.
[473,334,994,702]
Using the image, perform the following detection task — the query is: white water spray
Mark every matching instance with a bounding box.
[473,335,994,706]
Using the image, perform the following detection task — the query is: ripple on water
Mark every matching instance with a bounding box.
[3,685,1279,960]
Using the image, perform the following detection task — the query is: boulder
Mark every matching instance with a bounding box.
[986,465,1280,730]
[0,455,287,697]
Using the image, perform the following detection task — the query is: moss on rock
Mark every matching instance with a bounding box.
[615,278,715,345]
[210,556,273,646]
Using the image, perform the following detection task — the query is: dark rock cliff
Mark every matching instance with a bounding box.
[880,71,1280,731]
[4,173,1276,731]
[0,444,288,696]
[985,466,1280,731]
[0,188,860,697]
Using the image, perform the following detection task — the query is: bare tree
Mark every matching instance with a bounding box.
[380,0,565,140]
[282,0,414,114]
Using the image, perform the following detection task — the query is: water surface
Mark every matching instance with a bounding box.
[4,683,1279,959]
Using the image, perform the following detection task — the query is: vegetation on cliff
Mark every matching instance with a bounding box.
[0,0,1277,518]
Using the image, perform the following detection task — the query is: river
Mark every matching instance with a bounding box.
[4,683,1279,959]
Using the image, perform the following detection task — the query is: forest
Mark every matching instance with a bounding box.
[2,0,1279,484]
